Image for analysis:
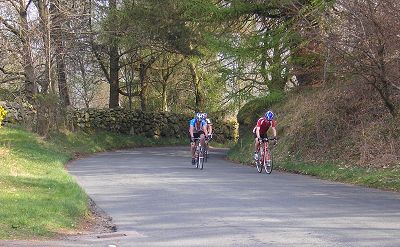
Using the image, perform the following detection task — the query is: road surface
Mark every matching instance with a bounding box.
[3,146,400,246]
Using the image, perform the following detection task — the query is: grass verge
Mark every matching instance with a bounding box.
[276,162,400,192]
[0,126,186,239]
[227,135,400,192]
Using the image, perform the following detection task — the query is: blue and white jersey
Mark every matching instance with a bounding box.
[189,118,207,133]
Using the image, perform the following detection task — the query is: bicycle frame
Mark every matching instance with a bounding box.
[261,140,270,163]
[256,138,273,174]
[193,137,205,169]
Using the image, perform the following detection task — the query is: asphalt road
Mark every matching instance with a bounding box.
[3,146,400,247]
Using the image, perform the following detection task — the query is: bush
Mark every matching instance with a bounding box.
[236,92,286,137]
[0,106,7,128]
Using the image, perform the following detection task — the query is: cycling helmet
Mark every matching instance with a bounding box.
[265,111,274,121]
[195,112,202,121]
[202,112,208,120]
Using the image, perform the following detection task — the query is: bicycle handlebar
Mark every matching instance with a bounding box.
[258,137,277,143]
[192,135,212,141]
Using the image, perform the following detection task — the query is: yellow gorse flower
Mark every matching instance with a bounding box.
[0,106,7,128]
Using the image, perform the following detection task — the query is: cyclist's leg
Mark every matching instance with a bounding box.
[191,133,200,164]
[199,131,206,147]
[253,132,260,159]
[191,141,195,158]
[189,133,195,158]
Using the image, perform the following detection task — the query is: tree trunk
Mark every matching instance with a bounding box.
[109,44,120,108]
[161,83,168,112]
[139,62,148,111]
[189,60,203,111]
[138,57,156,112]
[108,0,120,108]
[270,47,287,92]
[35,0,51,93]
[19,3,37,102]
[50,0,70,107]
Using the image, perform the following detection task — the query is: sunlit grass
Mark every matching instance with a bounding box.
[276,161,400,191]
[0,126,186,239]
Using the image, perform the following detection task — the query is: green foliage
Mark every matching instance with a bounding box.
[227,133,254,164]
[33,93,59,108]
[0,106,7,128]
[115,0,213,56]
[237,91,285,135]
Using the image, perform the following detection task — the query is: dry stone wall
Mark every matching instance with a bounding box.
[0,101,35,125]
[0,103,237,142]
[72,109,237,142]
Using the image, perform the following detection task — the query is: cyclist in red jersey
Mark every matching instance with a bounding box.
[253,110,277,160]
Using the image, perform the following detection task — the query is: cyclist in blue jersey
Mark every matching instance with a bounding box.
[189,112,208,165]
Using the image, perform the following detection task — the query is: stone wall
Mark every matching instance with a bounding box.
[0,103,238,142]
[72,109,238,142]
[0,101,36,125]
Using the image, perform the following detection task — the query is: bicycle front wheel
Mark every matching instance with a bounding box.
[198,147,204,170]
[204,145,208,163]
[195,150,199,169]
[264,148,273,174]
[255,150,262,173]
[256,160,262,173]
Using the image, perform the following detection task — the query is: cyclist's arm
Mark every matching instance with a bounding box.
[202,125,208,136]
[271,126,277,139]
[189,126,194,139]
[255,127,261,139]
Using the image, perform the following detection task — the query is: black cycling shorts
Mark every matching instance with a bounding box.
[189,131,205,142]
[253,132,267,139]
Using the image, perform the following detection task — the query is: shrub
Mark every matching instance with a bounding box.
[0,106,7,128]
[236,92,286,137]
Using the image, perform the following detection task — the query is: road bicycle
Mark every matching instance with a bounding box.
[193,137,205,170]
[255,137,275,174]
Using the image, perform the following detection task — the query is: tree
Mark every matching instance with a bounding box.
[0,0,37,102]
[114,0,213,111]
[212,0,332,97]
[33,0,52,93]
[151,54,183,112]
[50,0,71,107]
[90,0,122,108]
[324,0,400,117]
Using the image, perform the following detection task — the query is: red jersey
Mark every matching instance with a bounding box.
[252,117,276,134]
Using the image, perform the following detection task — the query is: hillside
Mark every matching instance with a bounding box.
[229,82,400,191]
[275,82,399,168]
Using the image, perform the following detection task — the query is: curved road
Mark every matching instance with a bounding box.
[3,146,400,246]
